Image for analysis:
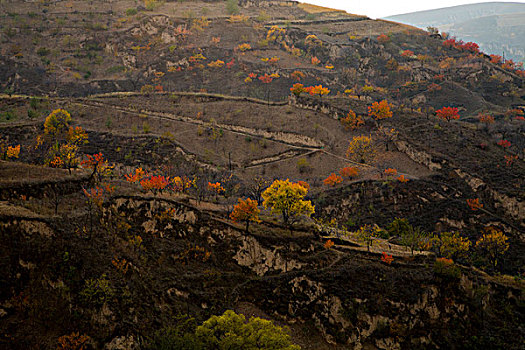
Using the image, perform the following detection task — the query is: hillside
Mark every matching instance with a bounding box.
[386,2,525,62]
[0,0,524,349]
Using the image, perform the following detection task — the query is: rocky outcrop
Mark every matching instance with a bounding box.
[233,235,305,275]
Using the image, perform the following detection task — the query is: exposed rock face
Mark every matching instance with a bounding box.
[394,139,443,171]
[289,94,344,120]
[234,235,305,275]
[104,335,139,350]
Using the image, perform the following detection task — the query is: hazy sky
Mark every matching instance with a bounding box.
[303,0,524,18]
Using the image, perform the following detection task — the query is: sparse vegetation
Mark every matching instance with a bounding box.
[0,1,523,349]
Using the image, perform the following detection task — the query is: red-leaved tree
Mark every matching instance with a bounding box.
[436,107,460,122]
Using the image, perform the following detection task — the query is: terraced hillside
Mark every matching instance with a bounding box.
[0,1,524,349]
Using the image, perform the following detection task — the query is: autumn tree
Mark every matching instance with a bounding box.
[475,227,509,268]
[340,109,364,130]
[307,85,330,100]
[207,181,225,200]
[466,198,483,211]
[0,141,20,160]
[262,179,314,226]
[435,107,460,122]
[81,153,114,184]
[323,173,343,186]
[290,83,305,96]
[230,198,261,232]
[258,73,274,104]
[437,231,471,260]
[339,166,359,178]
[368,100,393,120]
[346,135,376,163]
[38,109,89,174]
[57,332,91,350]
[141,175,170,195]
[44,108,72,137]
[48,126,88,174]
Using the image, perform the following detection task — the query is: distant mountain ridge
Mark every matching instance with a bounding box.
[385,2,525,62]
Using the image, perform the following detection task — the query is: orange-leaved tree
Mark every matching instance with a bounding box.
[466,198,483,211]
[339,166,359,178]
[309,85,330,99]
[478,113,494,126]
[0,141,20,160]
[208,181,225,200]
[323,173,343,187]
[140,175,170,195]
[384,168,397,178]
[381,252,394,264]
[230,198,261,232]
[57,332,91,350]
[290,83,305,96]
[368,100,393,120]
[125,167,148,183]
[341,109,364,130]
[435,107,460,122]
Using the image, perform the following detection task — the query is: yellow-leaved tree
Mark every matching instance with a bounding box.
[262,179,314,227]
[39,109,88,174]
[476,227,509,268]
[44,108,72,137]
[346,135,376,163]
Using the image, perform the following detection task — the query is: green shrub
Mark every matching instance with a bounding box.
[146,311,299,350]
[106,65,126,74]
[226,0,239,15]
[29,97,41,109]
[386,217,411,237]
[143,121,151,134]
[27,109,39,119]
[125,8,138,16]
[1,110,16,122]
[36,47,50,56]
[80,274,115,307]
[296,157,311,173]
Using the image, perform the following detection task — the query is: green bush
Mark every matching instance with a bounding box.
[125,8,138,16]
[226,0,239,15]
[296,157,311,173]
[36,47,50,56]
[143,121,151,134]
[106,65,126,74]
[146,310,300,350]
[29,97,41,109]
[27,109,39,119]
[80,274,115,307]
[1,110,16,122]
[386,217,411,237]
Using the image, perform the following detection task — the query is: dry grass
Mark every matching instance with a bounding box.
[298,3,346,14]
[0,161,89,186]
